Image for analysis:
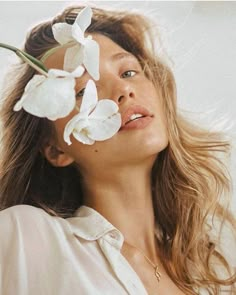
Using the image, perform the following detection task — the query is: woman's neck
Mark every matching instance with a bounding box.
[82,164,158,259]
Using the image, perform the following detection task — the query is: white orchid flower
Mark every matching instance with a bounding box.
[64,80,121,145]
[14,66,85,121]
[52,6,100,80]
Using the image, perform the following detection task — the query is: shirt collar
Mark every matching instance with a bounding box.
[66,205,160,245]
[66,205,119,241]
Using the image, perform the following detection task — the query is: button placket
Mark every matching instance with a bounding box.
[98,235,148,295]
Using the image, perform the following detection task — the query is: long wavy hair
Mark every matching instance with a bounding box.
[0,5,235,294]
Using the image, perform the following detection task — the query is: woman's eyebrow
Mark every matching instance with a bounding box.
[110,52,137,62]
[75,52,138,83]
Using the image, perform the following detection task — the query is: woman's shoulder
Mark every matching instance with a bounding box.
[0,204,53,226]
[0,203,48,215]
[0,205,73,261]
[0,205,69,243]
[0,205,77,293]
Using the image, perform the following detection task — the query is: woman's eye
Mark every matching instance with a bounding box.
[76,88,85,99]
[121,70,136,78]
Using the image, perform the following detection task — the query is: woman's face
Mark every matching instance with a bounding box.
[45,34,168,172]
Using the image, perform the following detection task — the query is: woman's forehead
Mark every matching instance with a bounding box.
[92,34,138,62]
[44,33,136,70]
[43,46,67,70]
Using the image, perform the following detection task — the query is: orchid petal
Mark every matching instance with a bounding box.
[48,69,70,78]
[63,44,84,72]
[75,6,92,34]
[13,75,45,111]
[63,84,121,145]
[64,120,75,145]
[86,113,121,141]
[80,79,98,114]
[83,39,100,80]
[13,101,23,112]
[71,65,85,77]
[71,23,86,45]
[73,127,95,145]
[14,75,76,120]
[64,113,87,145]
[49,65,85,78]
[52,23,73,45]
[89,99,119,119]
[45,78,76,120]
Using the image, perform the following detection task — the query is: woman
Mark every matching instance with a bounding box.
[0,5,235,295]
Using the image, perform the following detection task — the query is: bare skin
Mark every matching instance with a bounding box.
[44,34,185,294]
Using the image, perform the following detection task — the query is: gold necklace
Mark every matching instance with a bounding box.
[125,241,162,282]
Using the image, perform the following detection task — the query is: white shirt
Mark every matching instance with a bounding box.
[0,205,235,295]
[0,204,149,295]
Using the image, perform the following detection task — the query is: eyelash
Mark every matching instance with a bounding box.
[76,70,137,98]
[76,88,85,98]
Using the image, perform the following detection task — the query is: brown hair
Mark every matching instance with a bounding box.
[0,5,235,294]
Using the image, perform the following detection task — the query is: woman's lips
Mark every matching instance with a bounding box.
[120,116,153,130]
[119,105,154,131]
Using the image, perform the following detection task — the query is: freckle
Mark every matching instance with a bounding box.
[94,149,98,153]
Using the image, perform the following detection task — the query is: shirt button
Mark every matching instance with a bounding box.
[109,232,118,239]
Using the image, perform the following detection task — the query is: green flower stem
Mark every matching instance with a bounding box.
[17,51,48,76]
[0,43,18,52]
[0,42,48,75]
[40,46,62,63]
[40,41,76,63]
[20,51,48,72]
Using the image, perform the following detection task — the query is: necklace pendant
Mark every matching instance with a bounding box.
[155,266,161,282]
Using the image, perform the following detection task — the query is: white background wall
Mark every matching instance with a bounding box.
[0,1,235,211]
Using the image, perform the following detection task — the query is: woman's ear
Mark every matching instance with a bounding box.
[43,144,75,167]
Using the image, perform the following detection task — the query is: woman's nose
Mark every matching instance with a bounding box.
[110,79,135,105]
